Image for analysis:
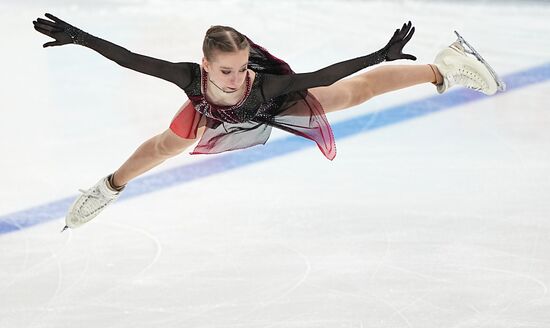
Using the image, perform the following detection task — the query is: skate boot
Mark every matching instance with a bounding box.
[433,31,506,96]
[62,174,124,231]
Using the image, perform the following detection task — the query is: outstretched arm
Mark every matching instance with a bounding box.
[261,21,416,100]
[32,13,194,90]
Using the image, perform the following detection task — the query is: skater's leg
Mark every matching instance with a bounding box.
[309,64,442,114]
[64,111,206,230]
[111,116,206,188]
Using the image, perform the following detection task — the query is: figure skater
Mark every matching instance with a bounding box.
[32,13,503,231]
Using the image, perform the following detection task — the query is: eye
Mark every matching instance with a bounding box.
[221,71,230,75]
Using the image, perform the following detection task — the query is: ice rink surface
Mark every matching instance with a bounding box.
[1,0,550,327]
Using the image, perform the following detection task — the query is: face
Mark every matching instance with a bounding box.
[202,48,249,93]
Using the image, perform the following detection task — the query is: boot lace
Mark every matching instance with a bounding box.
[447,67,489,92]
[75,187,114,218]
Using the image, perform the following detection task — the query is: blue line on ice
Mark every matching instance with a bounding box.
[1,63,549,234]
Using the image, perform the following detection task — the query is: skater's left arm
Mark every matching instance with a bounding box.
[262,21,417,100]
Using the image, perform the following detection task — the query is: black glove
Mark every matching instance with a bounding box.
[32,13,89,48]
[382,21,417,61]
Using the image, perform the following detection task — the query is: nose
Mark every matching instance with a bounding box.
[228,74,239,86]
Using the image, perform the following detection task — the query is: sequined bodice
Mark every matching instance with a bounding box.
[183,63,266,124]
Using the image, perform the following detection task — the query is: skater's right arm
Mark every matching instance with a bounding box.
[32,13,194,90]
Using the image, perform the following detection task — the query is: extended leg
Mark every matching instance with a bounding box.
[64,114,206,230]
[309,64,442,114]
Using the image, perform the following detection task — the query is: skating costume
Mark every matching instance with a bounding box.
[170,37,348,160]
[56,30,388,161]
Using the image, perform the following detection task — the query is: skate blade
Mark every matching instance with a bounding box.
[454,31,506,92]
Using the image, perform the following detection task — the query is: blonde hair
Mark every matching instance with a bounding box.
[202,25,249,61]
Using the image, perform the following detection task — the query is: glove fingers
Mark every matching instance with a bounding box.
[34,21,62,33]
[403,26,415,44]
[37,17,58,28]
[389,28,399,42]
[398,21,411,39]
[43,41,61,48]
[402,54,417,61]
[45,13,67,25]
[33,25,53,37]
[396,23,405,39]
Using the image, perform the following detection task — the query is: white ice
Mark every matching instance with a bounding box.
[1,1,550,327]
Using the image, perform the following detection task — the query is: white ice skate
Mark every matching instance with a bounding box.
[62,175,123,231]
[433,31,506,95]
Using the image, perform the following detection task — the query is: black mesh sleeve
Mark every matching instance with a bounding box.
[79,32,194,90]
[261,50,386,100]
